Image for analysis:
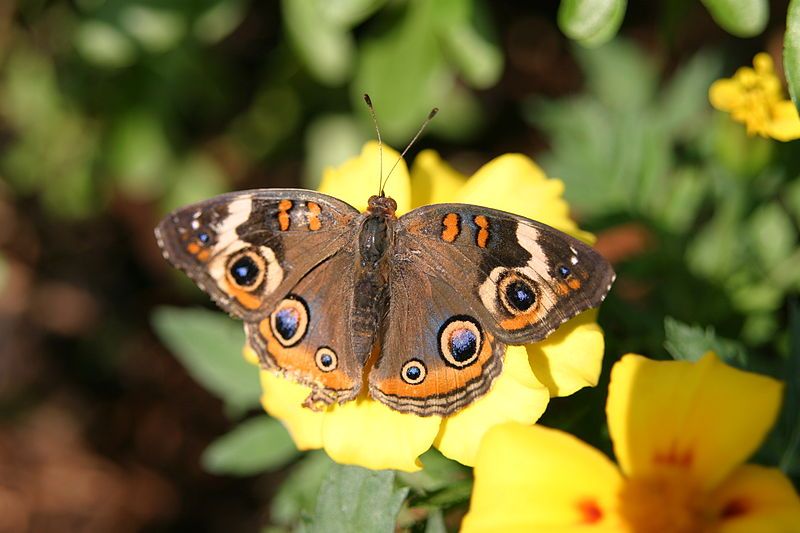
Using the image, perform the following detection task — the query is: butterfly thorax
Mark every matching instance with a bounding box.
[358,195,397,268]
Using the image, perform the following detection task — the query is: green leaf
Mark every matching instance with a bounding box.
[303,115,368,189]
[74,20,138,68]
[107,110,172,200]
[786,0,800,109]
[271,452,334,527]
[202,416,300,476]
[558,0,627,47]
[119,5,186,53]
[161,153,227,212]
[686,190,745,281]
[786,178,800,226]
[397,448,468,493]
[151,307,261,412]
[746,203,797,268]
[352,0,449,143]
[194,0,247,44]
[656,50,721,134]
[779,300,800,474]
[664,317,748,367]
[436,0,503,89]
[309,465,409,533]
[319,0,386,27]
[424,509,447,533]
[574,39,659,111]
[282,0,355,86]
[700,0,768,37]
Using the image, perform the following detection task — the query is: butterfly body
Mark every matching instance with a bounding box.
[156,188,615,416]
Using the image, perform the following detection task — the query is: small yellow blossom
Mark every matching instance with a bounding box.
[709,52,800,141]
[462,353,800,532]
[246,142,607,472]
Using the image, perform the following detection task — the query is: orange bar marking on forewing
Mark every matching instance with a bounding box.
[441,213,460,242]
[474,215,490,248]
[307,202,322,231]
[278,199,292,231]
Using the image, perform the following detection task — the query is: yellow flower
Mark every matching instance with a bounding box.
[709,52,800,141]
[462,353,800,532]
[246,142,607,472]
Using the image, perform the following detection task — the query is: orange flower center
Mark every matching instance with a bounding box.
[618,469,712,533]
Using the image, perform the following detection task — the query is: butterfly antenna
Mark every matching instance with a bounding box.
[381,107,438,194]
[363,94,384,196]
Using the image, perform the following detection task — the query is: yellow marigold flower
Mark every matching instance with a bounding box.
[245,142,607,472]
[709,52,800,141]
[462,353,800,532]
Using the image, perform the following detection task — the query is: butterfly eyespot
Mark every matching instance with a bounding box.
[197,232,210,244]
[558,265,571,278]
[270,295,309,347]
[401,359,427,385]
[498,271,539,315]
[438,316,482,368]
[315,347,338,372]
[226,250,266,290]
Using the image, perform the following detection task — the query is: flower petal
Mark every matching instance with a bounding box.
[434,346,550,466]
[320,397,441,472]
[710,464,800,533]
[243,343,260,366]
[259,371,324,450]
[767,100,800,141]
[461,422,623,533]
[526,310,605,397]
[453,153,593,242]
[607,353,783,490]
[709,79,745,112]
[408,149,467,208]
[317,141,412,214]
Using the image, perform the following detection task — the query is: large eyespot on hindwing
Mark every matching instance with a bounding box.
[400,359,427,385]
[270,295,309,347]
[438,316,483,368]
[497,270,540,315]
[315,346,338,372]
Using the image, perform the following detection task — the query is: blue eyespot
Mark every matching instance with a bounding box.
[315,347,337,371]
[275,307,299,340]
[197,232,210,244]
[449,329,478,363]
[401,360,427,384]
[230,255,259,286]
[558,265,571,278]
[506,280,535,311]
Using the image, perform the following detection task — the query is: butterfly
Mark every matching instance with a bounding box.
[156,97,614,417]
[155,185,615,416]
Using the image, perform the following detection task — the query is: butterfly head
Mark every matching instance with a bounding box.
[367,194,397,218]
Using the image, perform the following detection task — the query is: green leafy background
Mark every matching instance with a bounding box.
[1,1,799,531]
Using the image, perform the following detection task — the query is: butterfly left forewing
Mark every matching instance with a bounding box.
[155,189,359,319]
